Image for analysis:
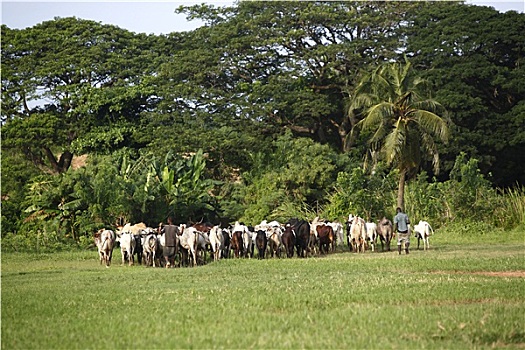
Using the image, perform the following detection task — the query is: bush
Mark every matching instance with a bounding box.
[405,154,524,231]
[323,164,397,222]
[445,152,495,220]
[405,172,449,225]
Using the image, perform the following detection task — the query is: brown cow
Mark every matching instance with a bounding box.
[230,230,244,258]
[377,217,393,252]
[192,222,213,234]
[281,225,296,258]
[317,224,335,254]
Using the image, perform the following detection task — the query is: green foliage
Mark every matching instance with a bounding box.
[173,1,424,149]
[404,172,448,223]
[404,153,525,229]
[70,125,137,154]
[1,230,78,253]
[324,164,398,222]
[493,187,525,229]
[445,152,495,220]
[239,132,351,225]
[1,18,161,173]
[159,149,221,222]
[11,149,221,248]
[0,148,41,235]
[406,3,525,187]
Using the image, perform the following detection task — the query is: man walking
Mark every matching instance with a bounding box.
[394,207,410,255]
[163,216,178,267]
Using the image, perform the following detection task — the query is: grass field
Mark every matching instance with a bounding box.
[2,230,524,349]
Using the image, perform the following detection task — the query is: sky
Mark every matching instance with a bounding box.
[1,1,524,35]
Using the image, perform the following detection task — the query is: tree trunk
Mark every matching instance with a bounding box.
[43,147,73,174]
[397,167,407,211]
[58,151,73,173]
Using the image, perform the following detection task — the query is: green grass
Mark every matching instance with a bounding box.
[2,231,524,349]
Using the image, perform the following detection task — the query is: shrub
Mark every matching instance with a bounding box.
[323,164,397,222]
[405,172,449,224]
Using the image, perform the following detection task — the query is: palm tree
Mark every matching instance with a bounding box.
[347,59,450,210]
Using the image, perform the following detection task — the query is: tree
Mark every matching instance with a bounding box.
[348,59,450,210]
[405,3,525,187]
[170,1,427,149]
[1,19,161,173]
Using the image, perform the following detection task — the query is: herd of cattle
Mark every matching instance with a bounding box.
[93,215,435,268]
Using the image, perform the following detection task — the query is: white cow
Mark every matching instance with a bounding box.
[328,221,344,246]
[196,230,211,264]
[179,226,198,267]
[117,223,146,266]
[413,220,435,250]
[209,226,224,261]
[120,222,146,235]
[94,229,115,267]
[117,233,136,266]
[143,233,159,267]
[365,222,378,252]
[348,215,366,253]
[242,229,253,258]
[267,226,282,258]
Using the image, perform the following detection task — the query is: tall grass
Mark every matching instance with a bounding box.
[2,234,524,349]
[494,186,525,229]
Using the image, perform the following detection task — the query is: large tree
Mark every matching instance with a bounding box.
[349,59,450,210]
[405,3,525,187]
[1,18,162,173]
[168,1,428,149]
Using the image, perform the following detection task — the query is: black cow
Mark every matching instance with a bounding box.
[255,230,267,259]
[287,218,310,258]
[133,234,144,265]
[222,229,231,259]
[281,225,296,258]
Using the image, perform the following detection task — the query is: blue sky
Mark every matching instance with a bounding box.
[2,1,524,35]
